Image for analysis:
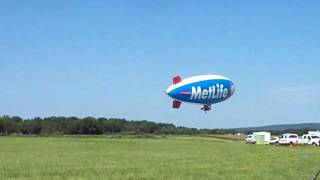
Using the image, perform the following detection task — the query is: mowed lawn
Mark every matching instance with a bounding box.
[0,136,319,180]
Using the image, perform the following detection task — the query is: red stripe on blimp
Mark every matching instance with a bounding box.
[179,91,192,95]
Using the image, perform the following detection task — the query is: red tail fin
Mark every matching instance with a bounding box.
[172,100,181,109]
[173,76,182,84]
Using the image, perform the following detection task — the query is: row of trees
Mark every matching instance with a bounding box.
[0,116,315,136]
[0,116,236,136]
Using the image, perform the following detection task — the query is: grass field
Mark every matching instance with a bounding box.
[0,136,319,180]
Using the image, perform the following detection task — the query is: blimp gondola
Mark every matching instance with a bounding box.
[166,75,235,112]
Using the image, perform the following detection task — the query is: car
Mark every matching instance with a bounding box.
[245,132,271,144]
[245,134,256,144]
[269,136,279,145]
[279,133,299,147]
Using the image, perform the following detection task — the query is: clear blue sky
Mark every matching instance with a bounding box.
[1,1,319,128]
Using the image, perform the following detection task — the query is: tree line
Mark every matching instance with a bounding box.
[0,116,316,136]
[0,116,236,136]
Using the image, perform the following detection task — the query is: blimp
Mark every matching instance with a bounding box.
[166,75,235,112]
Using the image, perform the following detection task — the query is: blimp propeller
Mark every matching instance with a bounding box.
[166,74,235,112]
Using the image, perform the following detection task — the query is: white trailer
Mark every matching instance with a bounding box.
[253,132,271,144]
[308,131,320,136]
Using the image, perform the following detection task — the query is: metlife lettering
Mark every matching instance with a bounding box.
[190,84,228,100]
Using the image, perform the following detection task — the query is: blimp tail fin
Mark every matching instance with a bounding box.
[173,76,182,84]
[172,100,181,109]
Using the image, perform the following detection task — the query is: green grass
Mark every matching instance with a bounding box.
[0,136,319,180]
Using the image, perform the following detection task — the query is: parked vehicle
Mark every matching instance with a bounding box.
[279,133,299,146]
[245,132,271,144]
[308,131,320,137]
[269,136,279,145]
[254,132,271,144]
[301,134,320,147]
[245,134,256,144]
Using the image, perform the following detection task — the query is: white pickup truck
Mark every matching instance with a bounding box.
[279,133,299,146]
[300,134,320,147]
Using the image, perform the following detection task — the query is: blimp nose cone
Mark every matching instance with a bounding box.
[230,83,236,95]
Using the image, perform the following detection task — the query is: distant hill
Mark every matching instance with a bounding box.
[233,123,320,132]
